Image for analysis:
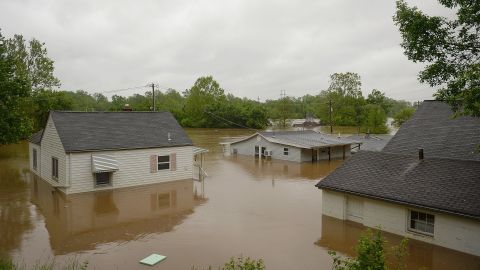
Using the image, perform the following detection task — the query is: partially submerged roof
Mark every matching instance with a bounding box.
[317,101,480,219]
[50,111,193,152]
[28,129,44,145]
[230,130,358,149]
[383,101,480,161]
[316,151,480,219]
[347,134,393,152]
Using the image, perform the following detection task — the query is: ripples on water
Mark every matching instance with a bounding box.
[0,129,478,269]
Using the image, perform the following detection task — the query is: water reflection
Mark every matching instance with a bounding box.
[316,215,480,270]
[30,176,205,255]
[0,142,33,258]
[226,155,343,180]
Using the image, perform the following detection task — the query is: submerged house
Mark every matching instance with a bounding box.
[223,130,357,162]
[316,101,480,256]
[28,111,196,194]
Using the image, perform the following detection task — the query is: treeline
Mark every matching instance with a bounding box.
[1,30,414,145]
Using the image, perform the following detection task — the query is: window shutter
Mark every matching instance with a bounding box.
[170,153,176,171]
[150,155,157,173]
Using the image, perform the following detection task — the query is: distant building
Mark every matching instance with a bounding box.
[222,130,358,162]
[316,101,480,256]
[28,111,200,194]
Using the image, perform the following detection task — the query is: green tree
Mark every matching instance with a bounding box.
[392,107,416,127]
[329,229,409,270]
[183,76,226,127]
[0,30,32,144]
[394,0,480,116]
[367,89,392,115]
[28,90,73,130]
[326,72,365,126]
[364,104,388,134]
[5,34,60,91]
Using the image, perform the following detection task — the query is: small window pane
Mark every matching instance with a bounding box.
[96,172,110,186]
[158,163,170,170]
[426,224,434,234]
[158,155,170,162]
[419,212,426,221]
[427,214,434,224]
[411,211,418,220]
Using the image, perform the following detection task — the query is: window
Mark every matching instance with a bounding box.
[51,157,58,180]
[157,155,170,170]
[284,147,289,155]
[409,210,435,235]
[33,149,37,170]
[95,172,111,186]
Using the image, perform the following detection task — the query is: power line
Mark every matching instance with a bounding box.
[100,85,149,94]
[204,110,258,131]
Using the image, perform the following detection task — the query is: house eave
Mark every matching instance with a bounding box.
[317,185,480,221]
[65,143,194,153]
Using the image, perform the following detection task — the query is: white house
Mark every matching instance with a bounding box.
[28,111,196,194]
[222,130,358,163]
[316,101,480,256]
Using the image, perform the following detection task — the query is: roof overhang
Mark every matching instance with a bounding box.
[317,185,480,221]
[92,154,119,173]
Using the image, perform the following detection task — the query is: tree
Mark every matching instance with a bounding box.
[0,30,32,144]
[394,0,480,116]
[326,72,365,126]
[364,104,389,134]
[182,76,226,127]
[329,229,409,270]
[393,107,416,127]
[28,90,73,131]
[5,34,60,91]
[367,89,392,115]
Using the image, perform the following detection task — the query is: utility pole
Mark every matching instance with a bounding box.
[328,99,333,134]
[150,83,156,111]
[281,90,286,128]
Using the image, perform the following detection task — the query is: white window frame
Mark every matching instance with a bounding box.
[283,147,289,155]
[408,210,435,236]
[52,157,58,181]
[157,155,170,170]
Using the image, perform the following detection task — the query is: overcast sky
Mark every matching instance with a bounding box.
[1,0,453,102]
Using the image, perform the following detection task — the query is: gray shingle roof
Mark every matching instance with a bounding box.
[28,129,44,145]
[347,134,393,152]
[50,111,192,152]
[255,130,358,149]
[316,151,480,219]
[383,101,480,161]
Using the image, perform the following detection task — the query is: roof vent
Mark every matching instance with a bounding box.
[168,132,172,141]
[418,148,424,160]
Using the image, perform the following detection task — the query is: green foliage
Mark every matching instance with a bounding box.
[393,107,416,127]
[191,256,265,270]
[5,34,60,90]
[0,256,88,270]
[28,90,73,131]
[394,0,480,116]
[0,30,32,144]
[364,105,389,134]
[329,229,409,270]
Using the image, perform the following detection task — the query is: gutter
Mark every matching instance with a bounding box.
[317,185,480,221]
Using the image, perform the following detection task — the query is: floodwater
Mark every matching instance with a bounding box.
[0,128,479,269]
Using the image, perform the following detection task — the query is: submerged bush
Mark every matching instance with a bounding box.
[192,256,265,270]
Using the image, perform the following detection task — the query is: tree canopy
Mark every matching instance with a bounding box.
[394,0,480,116]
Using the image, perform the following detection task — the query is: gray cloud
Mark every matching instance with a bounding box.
[1,0,451,101]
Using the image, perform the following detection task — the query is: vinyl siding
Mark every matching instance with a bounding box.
[230,135,302,162]
[230,135,351,162]
[322,190,480,256]
[67,146,193,194]
[39,115,67,187]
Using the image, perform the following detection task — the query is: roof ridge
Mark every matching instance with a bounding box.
[361,150,480,163]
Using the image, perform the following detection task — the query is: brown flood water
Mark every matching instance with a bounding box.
[0,128,479,269]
